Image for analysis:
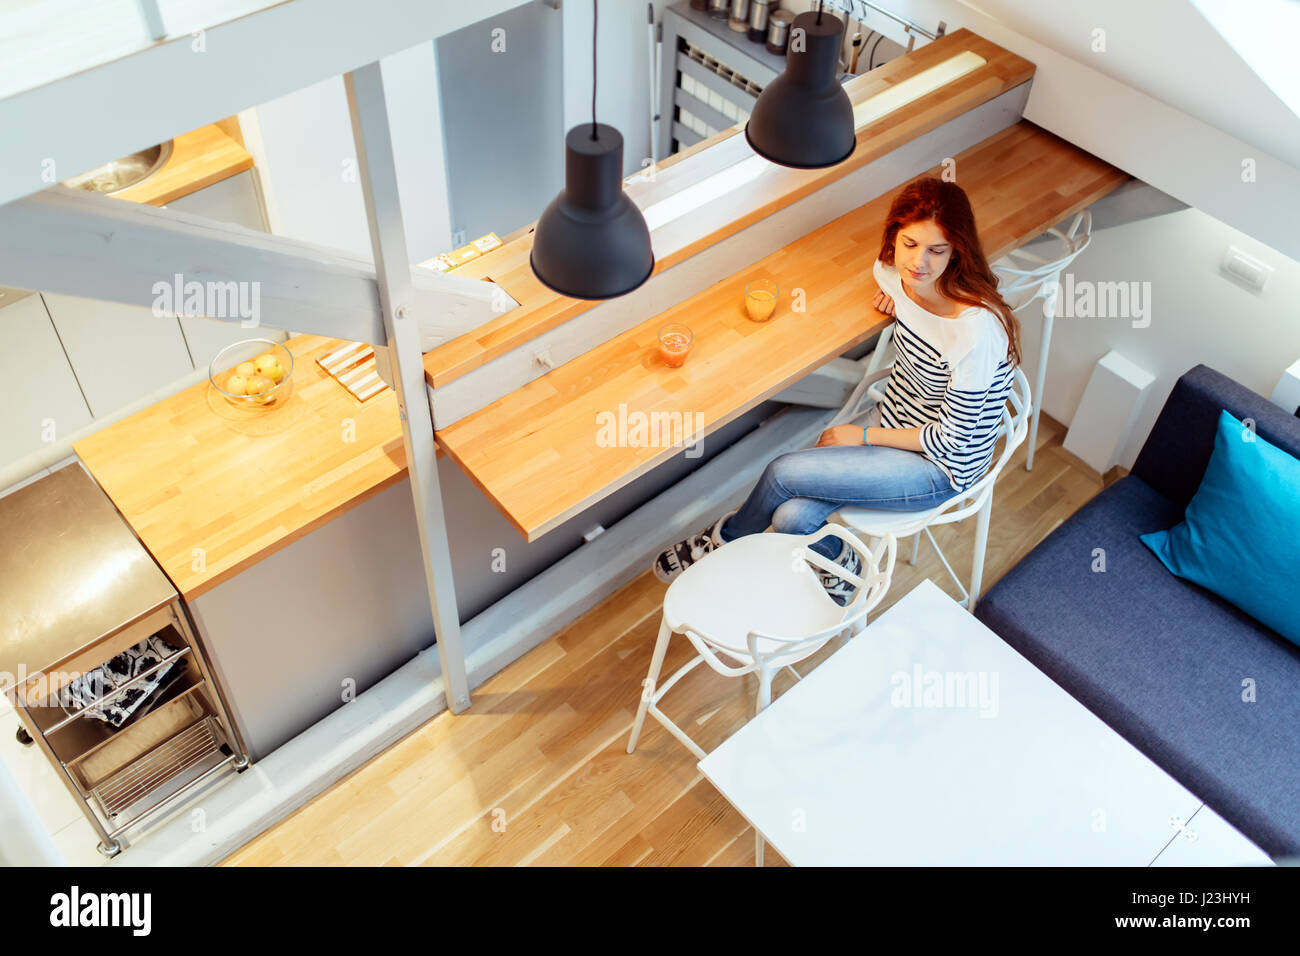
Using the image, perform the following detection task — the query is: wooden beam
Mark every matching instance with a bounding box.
[345,62,472,715]
[0,185,514,348]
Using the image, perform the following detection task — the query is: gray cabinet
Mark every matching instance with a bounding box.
[0,290,93,463]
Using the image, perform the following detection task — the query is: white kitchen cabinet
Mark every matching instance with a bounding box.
[40,293,194,418]
[6,168,280,459]
[165,169,285,368]
[0,291,93,464]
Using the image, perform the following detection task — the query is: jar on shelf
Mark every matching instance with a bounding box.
[729,0,751,33]
[748,0,775,43]
[766,8,793,55]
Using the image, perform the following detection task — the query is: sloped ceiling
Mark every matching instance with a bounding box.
[955,0,1300,169]
[1190,0,1300,132]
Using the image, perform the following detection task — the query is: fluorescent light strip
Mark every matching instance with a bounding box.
[638,50,988,235]
[641,154,770,232]
[852,51,987,128]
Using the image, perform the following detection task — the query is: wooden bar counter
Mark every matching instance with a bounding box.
[435,120,1127,541]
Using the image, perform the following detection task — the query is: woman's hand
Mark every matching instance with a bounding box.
[873,289,895,315]
[816,425,866,447]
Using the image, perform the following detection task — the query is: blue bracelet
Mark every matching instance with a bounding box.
[862,425,869,445]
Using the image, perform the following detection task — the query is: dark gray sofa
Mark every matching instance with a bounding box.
[975,364,1300,859]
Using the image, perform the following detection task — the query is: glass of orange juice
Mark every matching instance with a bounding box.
[745,278,780,321]
[658,323,693,367]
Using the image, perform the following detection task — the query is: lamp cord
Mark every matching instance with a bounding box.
[591,0,598,140]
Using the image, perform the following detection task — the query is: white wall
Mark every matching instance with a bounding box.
[817,0,1300,263]
[250,41,453,263]
[564,0,676,176]
[1027,207,1300,469]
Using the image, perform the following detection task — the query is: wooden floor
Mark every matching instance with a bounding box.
[222,416,1108,866]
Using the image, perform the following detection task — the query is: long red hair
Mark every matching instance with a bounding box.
[876,176,1021,366]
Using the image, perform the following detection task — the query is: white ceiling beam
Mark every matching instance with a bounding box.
[0,0,531,208]
[0,186,512,347]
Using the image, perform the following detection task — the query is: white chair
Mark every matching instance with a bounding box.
[824,364,1031,611]
[628,526,897,866]
[990,209,1092,471]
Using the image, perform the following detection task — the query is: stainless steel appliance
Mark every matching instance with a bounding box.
[0,464,248,857]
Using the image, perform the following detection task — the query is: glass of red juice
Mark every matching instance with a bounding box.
[658,323,693,367]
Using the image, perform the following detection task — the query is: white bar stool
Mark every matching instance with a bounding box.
[826,365,1032,610]
[628,526,897,865]
[991,209,1092,471]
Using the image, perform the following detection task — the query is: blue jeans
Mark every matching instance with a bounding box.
[718,445,963,560]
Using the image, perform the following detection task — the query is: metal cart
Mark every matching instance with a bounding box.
[0,463,249,858]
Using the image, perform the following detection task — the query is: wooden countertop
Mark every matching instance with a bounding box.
[111,122,252,206]
[421,27,1034,389]
[73,335,424,600]
[435,120,1130,542]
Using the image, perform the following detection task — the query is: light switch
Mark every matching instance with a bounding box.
[1221,245,1272,292]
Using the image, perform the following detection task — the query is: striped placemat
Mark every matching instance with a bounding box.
[316,340,390,402]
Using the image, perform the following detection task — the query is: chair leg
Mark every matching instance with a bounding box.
[627,616,673,754]
[756,666,774,716]
[969,495,993,610]
[909,531,920,565]
[755,830,765,867]
[1027,307,1053,472]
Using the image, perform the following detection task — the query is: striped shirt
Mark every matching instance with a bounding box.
[872,258,1016,492]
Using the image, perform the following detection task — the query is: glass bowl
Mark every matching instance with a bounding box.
[209,339,293,408]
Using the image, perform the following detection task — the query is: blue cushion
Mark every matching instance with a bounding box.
[1140,409,1300,648]
[976,475,1300,858]
[1131,364,1300,509]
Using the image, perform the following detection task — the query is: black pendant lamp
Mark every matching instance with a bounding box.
[530,0,654,300]
[745,2,856,169]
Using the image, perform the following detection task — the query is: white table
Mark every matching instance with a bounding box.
[698,579,1273,866]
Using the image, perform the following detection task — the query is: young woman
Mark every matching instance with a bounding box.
[653,176,1022,604]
